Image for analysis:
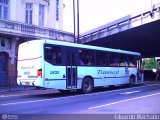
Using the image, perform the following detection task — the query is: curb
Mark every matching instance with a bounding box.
[0,86,36,94]
[0,86,60,96]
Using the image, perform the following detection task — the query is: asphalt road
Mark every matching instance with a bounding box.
[0,83,160,120]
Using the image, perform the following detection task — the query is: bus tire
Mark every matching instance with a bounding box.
[129,76,135,87]
[82,77,94,94]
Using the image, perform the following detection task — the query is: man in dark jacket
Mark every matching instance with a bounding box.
[156,68,160,81]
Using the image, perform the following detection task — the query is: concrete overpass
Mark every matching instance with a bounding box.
[79,3,160,58]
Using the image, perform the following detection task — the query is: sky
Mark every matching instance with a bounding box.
[63,0,160,34]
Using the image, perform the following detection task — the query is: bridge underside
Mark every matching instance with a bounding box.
[86,20,160,58]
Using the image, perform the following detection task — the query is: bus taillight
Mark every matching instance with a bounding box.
[37,69,42,77]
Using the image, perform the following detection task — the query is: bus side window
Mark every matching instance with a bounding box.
[128,55,136,67]
[45,46,53,62]
[96,51,108,66]
[119,54,128,67]
[44,45,62,65]
[79,50,85,65]
[109,52,119,67]
[79,49,95,66]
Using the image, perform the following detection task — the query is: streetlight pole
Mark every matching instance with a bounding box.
[73,0,76,43]
[150,0,154,17]
[77,0,79,43]
[151,0,153,9]
[73,0,79,43]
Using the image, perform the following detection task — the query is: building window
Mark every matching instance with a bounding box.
[39,4,44,26]
[25,3,33,24]
[56,0,59,21]
[0,0,9,19]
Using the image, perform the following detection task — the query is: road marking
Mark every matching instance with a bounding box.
[0,94,29,98]
[120,90,141,95]
[1,98,58,106]
[88,92,160,110]
[1,84,159,106]
[90,83,159,96]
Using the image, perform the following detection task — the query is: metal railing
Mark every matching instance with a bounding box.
[79,4,160,43]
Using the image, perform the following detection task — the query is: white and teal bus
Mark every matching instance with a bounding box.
[17,39,143,93]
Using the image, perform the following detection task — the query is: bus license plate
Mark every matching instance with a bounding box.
[25,82,30,85]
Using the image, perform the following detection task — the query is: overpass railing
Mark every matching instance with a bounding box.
[0,19,74,42]
[79,3,160,43]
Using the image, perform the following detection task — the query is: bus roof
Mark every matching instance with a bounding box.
[32,39,141,56]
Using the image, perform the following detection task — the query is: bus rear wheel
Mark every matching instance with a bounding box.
[82,77,94,94]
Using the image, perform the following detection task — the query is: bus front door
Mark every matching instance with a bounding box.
[66,52,77,89]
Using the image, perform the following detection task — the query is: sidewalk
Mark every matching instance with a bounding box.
[0,85,59,96]
[0,86,35,93]
[143,79,160,84]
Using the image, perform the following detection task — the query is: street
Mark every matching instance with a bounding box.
[0,83,160,120]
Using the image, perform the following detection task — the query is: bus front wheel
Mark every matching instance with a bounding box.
[82,77,94,94]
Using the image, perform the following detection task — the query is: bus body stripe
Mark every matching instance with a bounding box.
[18,56,42,61]
[45,79,66,81]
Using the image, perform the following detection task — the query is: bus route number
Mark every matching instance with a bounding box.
[23,71,30,75]
[50,71,59,74]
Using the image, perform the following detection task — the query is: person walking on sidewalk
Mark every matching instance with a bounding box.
[156,67,160,81]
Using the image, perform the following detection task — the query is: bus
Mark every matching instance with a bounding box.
[17,39,143,93]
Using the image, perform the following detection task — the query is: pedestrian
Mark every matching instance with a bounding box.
[156,67,160,81]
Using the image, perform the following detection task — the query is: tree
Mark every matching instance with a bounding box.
[143,58,160,69]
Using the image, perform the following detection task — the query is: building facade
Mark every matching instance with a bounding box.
[1,0,64,29]
[0,0,74,86]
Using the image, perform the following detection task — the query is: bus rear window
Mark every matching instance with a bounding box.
[44,45,62,65]
[18,41,41,60]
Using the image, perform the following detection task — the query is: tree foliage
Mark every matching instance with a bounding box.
[143,58,160,69]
